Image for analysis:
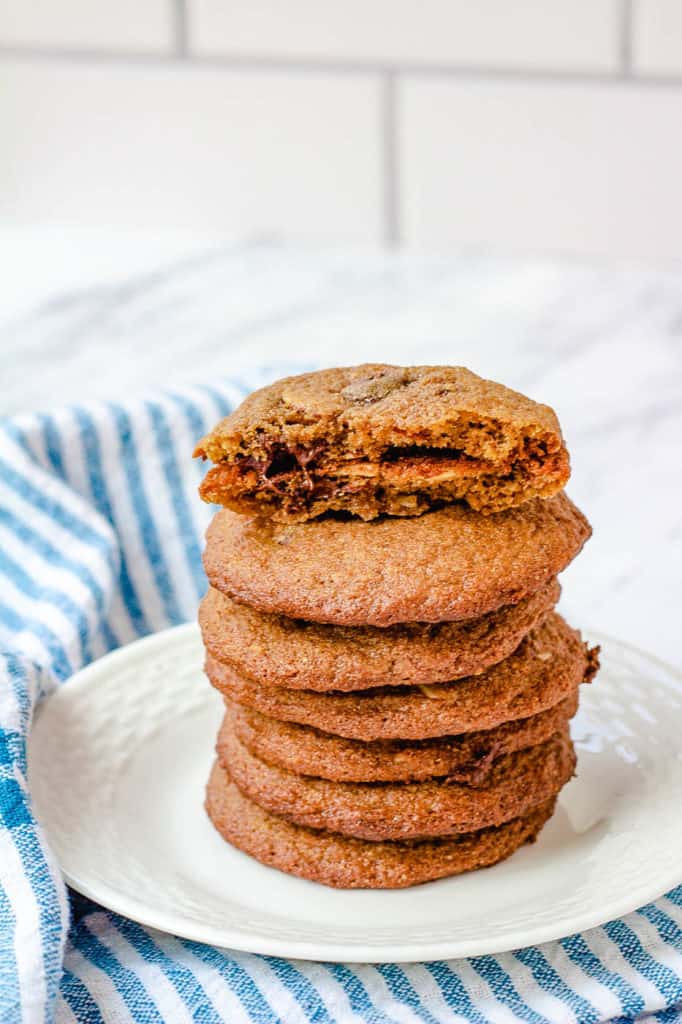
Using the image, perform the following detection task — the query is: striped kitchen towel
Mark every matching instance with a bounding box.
[2,377,682,1024]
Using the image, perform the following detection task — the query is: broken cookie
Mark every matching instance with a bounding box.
[195,364,570,521]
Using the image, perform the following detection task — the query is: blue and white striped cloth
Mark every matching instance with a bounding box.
[2,377,682,1024]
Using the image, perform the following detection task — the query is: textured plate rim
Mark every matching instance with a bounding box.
[31,622,682,963]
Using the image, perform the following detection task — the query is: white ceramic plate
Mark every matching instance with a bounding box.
[29,623,682,963]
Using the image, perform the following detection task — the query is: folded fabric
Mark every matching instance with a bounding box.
[2,377,682,1024]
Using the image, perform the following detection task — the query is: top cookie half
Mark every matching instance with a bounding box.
[195,364,570,521]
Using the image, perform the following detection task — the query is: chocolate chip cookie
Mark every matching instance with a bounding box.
[196,364,570,521]
[206,613,598,741]
[204,494,590,627]
[200,578,559,692]
[206,762,557,888]
[217,723,575,841]
[222,690,578,783]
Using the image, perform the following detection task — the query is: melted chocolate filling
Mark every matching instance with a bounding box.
[381,445,470,463]
[230,435,551,511]
[240,442,477,482]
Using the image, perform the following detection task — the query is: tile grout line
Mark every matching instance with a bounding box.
[172,0,188,58]
[2,42,682,89]
[620,0,634,76]
[381,72,400,247]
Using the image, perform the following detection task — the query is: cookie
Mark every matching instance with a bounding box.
[200,578,560,692]
[217,722,574,841]
[204,493,589,627]
[223,689,579,783]
[206,762,557,889]
[195,365,570,521]
[206,612,598,741]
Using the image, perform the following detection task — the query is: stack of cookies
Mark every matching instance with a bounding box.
[195,365,598,889]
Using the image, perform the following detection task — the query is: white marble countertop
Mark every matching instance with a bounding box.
[2,228,682,668]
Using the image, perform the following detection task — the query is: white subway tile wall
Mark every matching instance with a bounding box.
[190,0,620,72]
[400,78,682,259]
[1,0,681,258]
[0,59,382,240]
[633,0,682,76]
[0,0,174,52]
